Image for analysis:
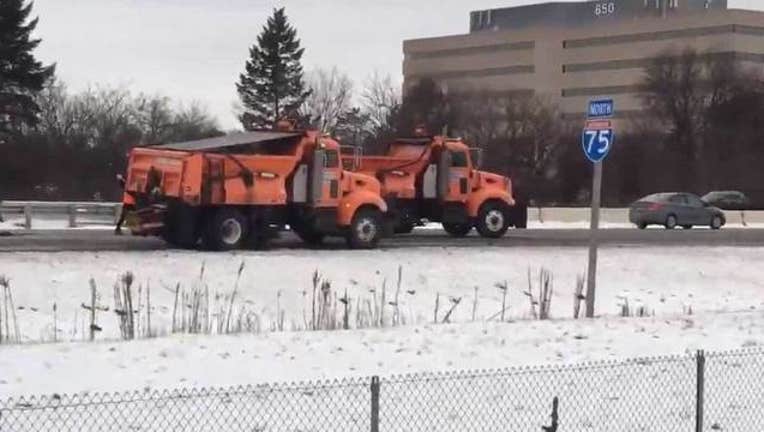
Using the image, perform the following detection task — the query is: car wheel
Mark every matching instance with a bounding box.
[442,222,472,237]
[681,225,693,230]
[665,214,677,230]
[637,222,647,230]
[202,208,248,251]
[710,215,723,230]
[476,201,510,238]
[346,208,383,249]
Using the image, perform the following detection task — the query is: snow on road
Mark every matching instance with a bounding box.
[0,245,762,397]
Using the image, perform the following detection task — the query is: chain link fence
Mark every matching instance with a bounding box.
[1,347,761,431]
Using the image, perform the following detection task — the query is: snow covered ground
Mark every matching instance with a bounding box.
[0,246,763,398]
[0,310,760,398]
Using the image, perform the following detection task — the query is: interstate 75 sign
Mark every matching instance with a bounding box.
[581,119,614,163]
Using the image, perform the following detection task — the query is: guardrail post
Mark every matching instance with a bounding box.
[696,350,706,432]
[24,205,32,229]
[68,205,77,228]
[370,376,380,432]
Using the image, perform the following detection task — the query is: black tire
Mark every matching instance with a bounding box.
[202,208,248,251]
[710,215,724,230]
[476,201,510,238]
[665,214,677,230]
[346,208,383,249]
[394,221,415,234]
[442,222,472,237]
[681,225,693,230]
[293,225,325,246]
[637,222,647,230]
[508,203,528,229]
[161,205,199,249]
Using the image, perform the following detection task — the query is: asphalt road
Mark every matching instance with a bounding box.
[2,227,764,252]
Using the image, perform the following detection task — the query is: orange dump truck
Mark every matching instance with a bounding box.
[123,129,390,250]
[342,135,515,238]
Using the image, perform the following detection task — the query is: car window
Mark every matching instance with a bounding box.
[685,195,705,207]
[669,195,687,205]
[644,193,671,202]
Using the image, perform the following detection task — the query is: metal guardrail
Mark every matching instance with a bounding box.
[0,201,121,229]
[1,201,762,230]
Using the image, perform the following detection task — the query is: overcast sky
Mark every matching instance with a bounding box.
[31,0,764,130]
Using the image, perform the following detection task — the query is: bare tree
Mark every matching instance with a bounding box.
[362,71,400,133]
[301,67,353,133]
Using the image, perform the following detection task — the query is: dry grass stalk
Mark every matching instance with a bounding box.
[225,261,245,333]
[573,274,585,319]
[441,296,462,324]
[0,275,20,344]
[471,286,479,322]
[494,281,509,322]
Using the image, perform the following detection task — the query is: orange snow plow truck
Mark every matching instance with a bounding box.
[122,129,390,250]
[343,135,515,238]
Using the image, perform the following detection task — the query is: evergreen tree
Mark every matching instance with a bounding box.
[236,7,309,130]
[0,0,55,135]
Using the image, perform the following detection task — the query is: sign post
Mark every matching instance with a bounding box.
[582,99,614,318]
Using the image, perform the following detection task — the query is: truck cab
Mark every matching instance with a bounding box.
[344,135,515,238]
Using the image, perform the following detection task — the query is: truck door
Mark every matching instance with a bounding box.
[448,149,471,202]
[309,147,341,208]
[202,157,225,204]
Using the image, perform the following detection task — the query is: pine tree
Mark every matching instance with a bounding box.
[0,0,55,135]
[236,7,310,130]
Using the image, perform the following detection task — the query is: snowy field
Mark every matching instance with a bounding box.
[0,246,763,398]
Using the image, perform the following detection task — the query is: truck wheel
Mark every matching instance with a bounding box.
[476,201,510,238]
[161,205,199,249]
[442,222,472,237]
[202,208,248,251]
[347,208,382,249]
[293,226,325,246]
[394,221,415,234]
[161,227,198,249]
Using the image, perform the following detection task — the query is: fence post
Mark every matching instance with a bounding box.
[696,350,706,432]
[24,205,32,229]
[68,205,77,228]
[370,376,380,432]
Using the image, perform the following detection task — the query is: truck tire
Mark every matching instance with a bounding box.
[442,222,472,237]
[394,221,415,234]
[293,226,325,246]
[161,205,199,249]
[476,201,510,238]
[202,208,248,251]
[346,208,383,249]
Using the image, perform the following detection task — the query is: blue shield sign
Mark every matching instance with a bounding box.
[582,127,614,163]
[588,99,614,118]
